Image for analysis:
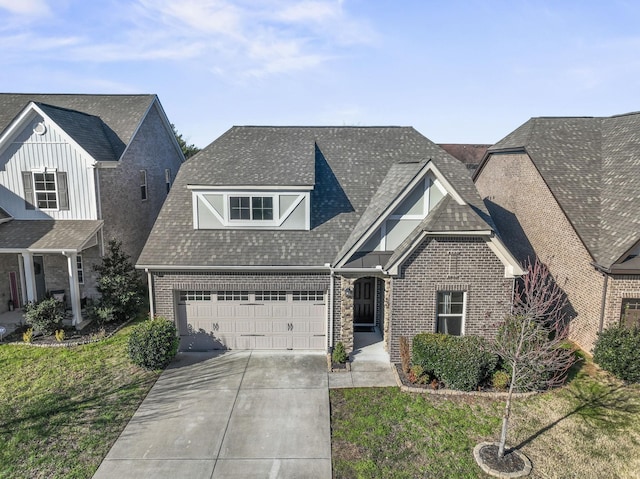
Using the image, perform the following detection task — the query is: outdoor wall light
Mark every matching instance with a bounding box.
[344,286,354,299]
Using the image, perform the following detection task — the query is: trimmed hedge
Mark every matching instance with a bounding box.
[128,317,179,370]
[593,325,640,382]
[412,333,498,391]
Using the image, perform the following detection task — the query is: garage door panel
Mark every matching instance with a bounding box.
[178,290,326,351]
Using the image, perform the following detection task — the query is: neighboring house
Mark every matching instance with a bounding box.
[438,144,490,174]
[137,126,522,362]
[0,94,184,325]
[474,112,640,352]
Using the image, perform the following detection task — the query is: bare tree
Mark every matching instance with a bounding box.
[493,257,576,457]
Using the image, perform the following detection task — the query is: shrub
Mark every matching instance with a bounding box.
[94,239,144,322]
[55,329,65,342]
[24,298,64,335]
[128,317,179,370]
[492,370,510,391]
[399,336,411,374]
[412,333,498,391]
[408,364,429,384]
[23,328,33,343]
[332,342,348,364]
[593,325,640,382]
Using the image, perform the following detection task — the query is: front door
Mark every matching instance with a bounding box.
[33,256,46,301]
[354,277,375,325]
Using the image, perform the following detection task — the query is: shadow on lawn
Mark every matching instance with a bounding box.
[515,379,640,450]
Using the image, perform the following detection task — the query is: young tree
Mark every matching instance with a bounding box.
[493,257,576,457]
[94,239,144,322]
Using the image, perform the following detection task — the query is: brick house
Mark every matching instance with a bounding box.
[137,127,522,362]
[474,112,640,352]
[0,94,184,325]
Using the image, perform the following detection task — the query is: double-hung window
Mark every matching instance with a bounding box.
[76,255,84,284]
[22,170,69,211]
[436,291,465,336]
[229,196,273,221]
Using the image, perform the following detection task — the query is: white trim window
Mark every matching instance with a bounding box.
[76,254,84,284]
[140,170,148,201]
[33,172,58,209]
[229,195,273,221]
[436,291,465,336]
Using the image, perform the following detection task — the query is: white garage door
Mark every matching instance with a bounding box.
[177,290,326,351]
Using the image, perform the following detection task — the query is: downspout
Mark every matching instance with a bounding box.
[329,266,335,349]
[146,268,155,318]
[598,273,609,334]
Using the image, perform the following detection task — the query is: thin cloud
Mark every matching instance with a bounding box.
[0,0,50,16]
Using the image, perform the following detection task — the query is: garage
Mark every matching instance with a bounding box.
[176,290,327,351]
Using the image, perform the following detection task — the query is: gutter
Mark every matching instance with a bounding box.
[136,264,331,273]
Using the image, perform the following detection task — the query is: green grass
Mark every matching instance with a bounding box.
[0,320,160,479]
[331,363,640,478]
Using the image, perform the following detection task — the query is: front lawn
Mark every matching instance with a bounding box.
[0,320,160,479]
[331,364,640,478]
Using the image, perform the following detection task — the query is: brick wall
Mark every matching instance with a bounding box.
[388,236,513,362]
[475,152,606,351]
[100,104,183,263]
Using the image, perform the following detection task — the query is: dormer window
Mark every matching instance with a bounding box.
[230,196,273,221]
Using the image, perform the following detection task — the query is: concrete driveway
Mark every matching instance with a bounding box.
[93,351,331,479]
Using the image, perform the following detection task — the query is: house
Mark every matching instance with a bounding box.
[0,94,184,325]
[137,126,523,362]
[474,112,640,352]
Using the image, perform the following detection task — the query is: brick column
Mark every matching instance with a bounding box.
[340,277,355,354]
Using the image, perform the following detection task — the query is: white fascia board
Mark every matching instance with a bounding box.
[336,160,462,268]
[427,163,465,205]
[94,161,119,169]
[385,231,429,276]
[486,235,526,278]
[2,102,100,168]
[135,264,331,272]
[28,248,79,254]
[187,184,314,192]
[426,230,493,236]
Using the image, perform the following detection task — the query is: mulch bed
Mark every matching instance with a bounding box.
[5,319,129,347]
[479,443,526,473]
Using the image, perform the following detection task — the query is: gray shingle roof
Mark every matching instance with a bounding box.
[384,196,492,269]
[0,220,103,251]
[36,103,122,162]
[139,126,495,269]
[0,94,156,160]
[486,112,640,269]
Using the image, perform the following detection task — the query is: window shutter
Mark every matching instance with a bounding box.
[57,172,69,210]
[22,172,35,210]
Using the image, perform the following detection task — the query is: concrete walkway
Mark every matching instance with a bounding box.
[329,331,397,389]
[93,351,332,479]
[93,334,397,479]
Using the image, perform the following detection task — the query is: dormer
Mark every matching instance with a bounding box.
[190,185,312,230]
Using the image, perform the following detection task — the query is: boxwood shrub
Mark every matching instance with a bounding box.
[593,325,640,382]
[412,333,498,391]
[24,297,65,335]
[128,317,179,370]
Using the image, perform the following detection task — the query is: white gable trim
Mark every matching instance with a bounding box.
[336,160,462,267]
[486,235,526,277]
[0,102,98,168]
[187,184,314,192]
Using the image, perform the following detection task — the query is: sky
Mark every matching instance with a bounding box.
[1,0,639,148]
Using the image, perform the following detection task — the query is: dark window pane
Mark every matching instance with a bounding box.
[230,196,250,220]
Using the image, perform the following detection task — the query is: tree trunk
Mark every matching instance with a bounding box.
[498,366,518,457]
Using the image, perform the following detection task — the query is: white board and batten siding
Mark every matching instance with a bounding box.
[0,114,98,220]
[176,290,327,351]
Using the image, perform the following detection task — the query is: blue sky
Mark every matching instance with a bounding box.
[1,0,639,148]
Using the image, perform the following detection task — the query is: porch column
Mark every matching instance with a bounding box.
[21,252,37,303]
[63,252,82,326]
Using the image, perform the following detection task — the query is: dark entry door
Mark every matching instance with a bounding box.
[354,277,375,324]
[33,256,46,301]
